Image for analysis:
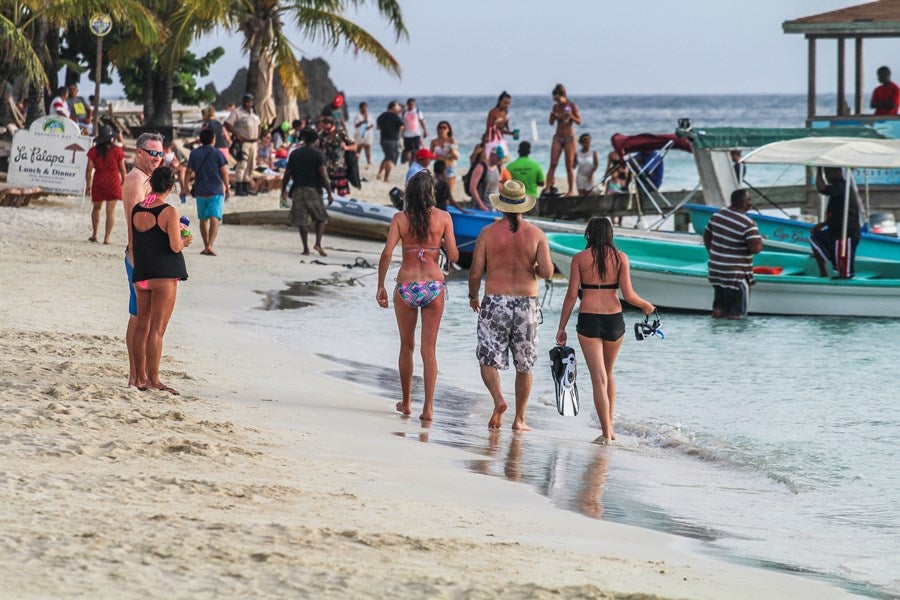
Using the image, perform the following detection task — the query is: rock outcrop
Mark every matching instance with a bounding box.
[215,58,342,124]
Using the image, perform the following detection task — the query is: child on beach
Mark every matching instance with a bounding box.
[376,170,459,422]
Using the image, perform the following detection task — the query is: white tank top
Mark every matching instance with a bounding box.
[483,165,501,196]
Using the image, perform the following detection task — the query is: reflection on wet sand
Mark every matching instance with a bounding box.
[320,353,724,539]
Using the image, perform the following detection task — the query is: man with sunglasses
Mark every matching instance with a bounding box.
[121,132,165,386]
[225,93,261,196]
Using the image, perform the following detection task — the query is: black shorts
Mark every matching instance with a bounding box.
[712,283,748,317]
[402,136,421,157]
[576,312,625,342]
[380,139,400,164]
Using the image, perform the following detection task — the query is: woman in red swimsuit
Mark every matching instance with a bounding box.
[376,171,459,422]
[85,126,126,244]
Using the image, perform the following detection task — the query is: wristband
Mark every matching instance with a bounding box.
[468,294,478,301]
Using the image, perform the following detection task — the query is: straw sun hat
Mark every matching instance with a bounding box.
[489,180,536,213]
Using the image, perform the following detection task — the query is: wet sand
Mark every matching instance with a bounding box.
[0,189,857,599]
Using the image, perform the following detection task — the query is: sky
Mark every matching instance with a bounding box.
[91,0,900,98]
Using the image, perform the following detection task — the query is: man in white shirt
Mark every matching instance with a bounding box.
[50,86,71,119]
[401,98,428,165]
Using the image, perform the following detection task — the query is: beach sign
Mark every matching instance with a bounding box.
[7,116,92,195]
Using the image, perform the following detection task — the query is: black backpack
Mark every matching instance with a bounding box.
[462,160,487,198]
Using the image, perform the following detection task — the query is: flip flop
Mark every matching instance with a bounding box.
[156,386,180,396]
[88,236,98,243]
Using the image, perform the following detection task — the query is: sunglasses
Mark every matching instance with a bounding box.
[141,148,164,157]
[438,125,449,129]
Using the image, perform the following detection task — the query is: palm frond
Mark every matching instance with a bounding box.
[0,13,47,87]
[289,7,401,76]
[272,31,307,100]
[341,0,407,41]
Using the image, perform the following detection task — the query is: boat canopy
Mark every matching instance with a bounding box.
[677,126,884,150]
[743,137,900,168]
[611,133,692,157]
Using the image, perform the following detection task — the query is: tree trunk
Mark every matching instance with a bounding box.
[27,17,50,124]
[273,72,300,127]
[139,52,154,124]
[148,67,174,127]
[256,56,276,129]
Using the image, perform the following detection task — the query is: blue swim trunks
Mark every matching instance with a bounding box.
[196,195,225,220]
[124,250,137,316]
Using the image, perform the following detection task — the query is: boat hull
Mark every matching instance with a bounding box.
[548,233,900,318]
[685,203,900,262]
[325,197,396,241]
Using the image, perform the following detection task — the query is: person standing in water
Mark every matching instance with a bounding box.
[555,217,655,443]
[469,180,554,431]
[377,170,459,422]
[546,83,582,196]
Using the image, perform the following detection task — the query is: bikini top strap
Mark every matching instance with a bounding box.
[403,246,441,263]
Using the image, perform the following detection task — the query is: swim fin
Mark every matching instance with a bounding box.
[549,345,579,416]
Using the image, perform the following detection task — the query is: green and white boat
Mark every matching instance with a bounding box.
[547,233,900,318]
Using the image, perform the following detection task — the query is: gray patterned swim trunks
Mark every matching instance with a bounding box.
[476,295,540,372]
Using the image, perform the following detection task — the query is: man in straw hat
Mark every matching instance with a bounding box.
[468,180,554,430]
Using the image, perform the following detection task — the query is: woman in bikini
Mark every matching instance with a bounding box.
[429,120,459,190]
[376,170,459,422]
[131,166,193,394]
[555,217,654,443]
[546,83,582,196]
[484,91,513,151]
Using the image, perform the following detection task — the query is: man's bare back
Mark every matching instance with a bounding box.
[472,218,553,297]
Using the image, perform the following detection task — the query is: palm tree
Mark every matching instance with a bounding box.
[0,0,161,126]
[173,0,407,127]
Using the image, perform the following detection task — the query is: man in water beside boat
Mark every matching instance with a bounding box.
[468,180,554,431]
[810,167,860,279]
[703,189,762,319]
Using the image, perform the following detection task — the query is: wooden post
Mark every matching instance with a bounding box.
[837,37,846,115]
[855,37,864,115]
[93,36,103,134]
[808,37,817,120]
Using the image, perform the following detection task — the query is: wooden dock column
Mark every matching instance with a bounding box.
[807,36,817,119]
[837,37,846,115]
[855,37,864,115]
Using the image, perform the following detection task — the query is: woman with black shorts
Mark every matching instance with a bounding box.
[555,217,654,443]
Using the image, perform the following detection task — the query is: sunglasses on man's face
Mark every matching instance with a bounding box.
[141,148,164,158]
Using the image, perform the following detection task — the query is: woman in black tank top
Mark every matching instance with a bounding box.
[554,217,655,443]
[131,166,193,394]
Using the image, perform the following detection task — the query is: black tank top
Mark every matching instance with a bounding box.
[131,203,188,282]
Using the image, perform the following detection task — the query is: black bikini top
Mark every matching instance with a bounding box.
[580,282,619,290]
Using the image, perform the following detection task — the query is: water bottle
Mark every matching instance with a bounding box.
[180,216,191,238]
[512,128,520,141]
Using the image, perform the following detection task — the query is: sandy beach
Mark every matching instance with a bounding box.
[0,186,857,599]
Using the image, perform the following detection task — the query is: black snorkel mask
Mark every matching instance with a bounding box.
[634,310,664,340]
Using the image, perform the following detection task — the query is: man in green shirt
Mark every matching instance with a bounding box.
[506,141,545,197]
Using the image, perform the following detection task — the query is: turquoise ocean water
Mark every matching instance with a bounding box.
[251,96,898,598]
